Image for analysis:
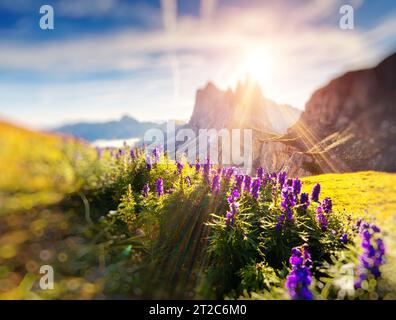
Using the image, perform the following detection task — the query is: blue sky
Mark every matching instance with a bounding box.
[0,0,395,128]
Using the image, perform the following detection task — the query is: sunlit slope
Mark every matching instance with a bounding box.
[301,171,396,223]
[0,121,97,213]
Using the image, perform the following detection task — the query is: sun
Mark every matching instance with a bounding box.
[238,49,276,89]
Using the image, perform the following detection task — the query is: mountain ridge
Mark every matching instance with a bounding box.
[257,52,396,176]
[188,79,301,135]
[52,115,175,141]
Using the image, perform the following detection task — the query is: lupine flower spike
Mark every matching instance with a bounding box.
[355,223,385,288]
[225,189,240,226]
[286,244,313,300]
[311,183,321,202]
[251,178,261,200]
[211,174,221,194]
[156,178,164,198]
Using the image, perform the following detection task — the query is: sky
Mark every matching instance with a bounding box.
[0,0,395,129]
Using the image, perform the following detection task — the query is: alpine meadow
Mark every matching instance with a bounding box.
[0,0,396,304]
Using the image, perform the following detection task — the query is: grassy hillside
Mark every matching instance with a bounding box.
[1,123,395,300]
[3,122,394,221]
[301,171,396,223]
[302,171,396,299]
[0,121,99,213]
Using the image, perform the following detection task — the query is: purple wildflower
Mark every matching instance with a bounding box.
[257,167,264,180]
[321,197,332,214]
[225,212,233,223]
[262,173,270,187]
[203,158,211,183]
[277,171,287,188]
[176,161,184,174]
[225,167,234,181]
[355,223,385,288]
[281,185,296,220]
[276,214,285,232]
[359,221,370,233]
[235,174,244,192]
[244,175,252,193]
[292,178,302,196]
[156,178,164,198]
[225,188,240,226]
[130,149,136,159]
[340,233,348,244]
[152,147,160,163]
[299,193,310,210]
[146,154,152,171]
[195,162,201,174]
[316,206,328,231]
[211,174,221,193]
[311,183,321,202]
[285,244,313,300]
[251,178,261,200]
[231,188,240,199]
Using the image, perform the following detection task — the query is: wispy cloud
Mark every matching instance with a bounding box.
[0,0,395,127]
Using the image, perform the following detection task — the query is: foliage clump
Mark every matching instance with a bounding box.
[0,140,395,300]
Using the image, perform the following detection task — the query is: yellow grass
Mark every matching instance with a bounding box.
[302,171,396,286]
[301,171,396,224]
[0,121,96,213]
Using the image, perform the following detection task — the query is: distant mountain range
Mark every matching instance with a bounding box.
[52,115,171,142]
[51,52,396,176]
[53,79,300,143]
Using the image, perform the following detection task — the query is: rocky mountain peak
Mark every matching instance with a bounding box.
[257,52,396,176]
[188,79,300,134]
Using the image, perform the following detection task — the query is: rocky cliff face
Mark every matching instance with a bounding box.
[188,79,300,134]
[257,52,396,176]
[179,53,396,175]
[183,79,301,172]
